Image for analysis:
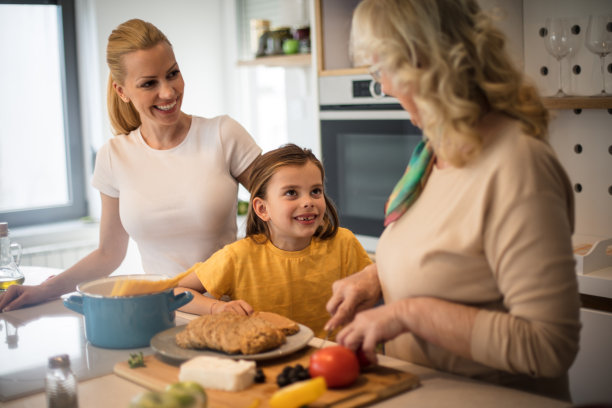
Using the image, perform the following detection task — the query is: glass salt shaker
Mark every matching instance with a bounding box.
[46,354,78,408]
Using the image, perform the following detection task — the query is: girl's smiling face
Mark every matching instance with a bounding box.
[253,161,327,251]
[113,42,184,128]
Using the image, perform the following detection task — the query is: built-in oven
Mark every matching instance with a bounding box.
[319,75,423,252]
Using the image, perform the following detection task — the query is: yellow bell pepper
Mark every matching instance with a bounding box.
[269,377,326,408]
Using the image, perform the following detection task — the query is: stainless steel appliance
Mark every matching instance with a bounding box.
[319,75,422,251]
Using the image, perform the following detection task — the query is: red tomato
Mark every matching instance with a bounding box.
[355,347,373,369]
[308,346,360,388]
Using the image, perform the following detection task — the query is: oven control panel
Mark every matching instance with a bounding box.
[319,75,399,107]
[352,80,388,98]
[352,80,375,97]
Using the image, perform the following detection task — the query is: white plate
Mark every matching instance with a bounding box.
[150,323,314,361]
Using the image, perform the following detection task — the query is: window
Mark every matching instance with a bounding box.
[0,0,86,228]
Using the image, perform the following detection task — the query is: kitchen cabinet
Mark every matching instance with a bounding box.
[314,0,363,76]
[313,0,612,109]
[569,306,612,403]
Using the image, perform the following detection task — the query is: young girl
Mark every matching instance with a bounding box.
[176,144,372,337]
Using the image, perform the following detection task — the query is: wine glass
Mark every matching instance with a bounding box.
[543,18,573,97]
[585,14,612,96]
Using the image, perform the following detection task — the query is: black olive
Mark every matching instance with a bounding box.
[254,368,266,383]
[277,364,313,387]
[276,374,289,387]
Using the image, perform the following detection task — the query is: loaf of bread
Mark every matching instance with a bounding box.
[175,312,286,355]
[253,311,300,335]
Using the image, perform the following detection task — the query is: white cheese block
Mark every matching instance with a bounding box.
[178,356,256,392]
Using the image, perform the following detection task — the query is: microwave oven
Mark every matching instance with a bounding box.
[319,75,423,250]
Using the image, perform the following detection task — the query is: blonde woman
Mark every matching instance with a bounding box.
[325,0,580,401]
[0,19,261,311]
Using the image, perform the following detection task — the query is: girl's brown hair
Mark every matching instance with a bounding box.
[106,19,171,135]
[246,144,339,242]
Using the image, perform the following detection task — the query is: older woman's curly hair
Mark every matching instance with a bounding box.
[351,0,549,167]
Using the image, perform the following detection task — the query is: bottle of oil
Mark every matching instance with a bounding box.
[0,222,24,290]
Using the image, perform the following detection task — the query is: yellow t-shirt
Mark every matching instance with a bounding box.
[193,227,372,337]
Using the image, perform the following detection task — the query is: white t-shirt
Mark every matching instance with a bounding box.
[92,115,261,276]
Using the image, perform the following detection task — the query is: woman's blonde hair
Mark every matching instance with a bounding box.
[351,0,549,166]
[246,144,339,243]
[106,19,171,135]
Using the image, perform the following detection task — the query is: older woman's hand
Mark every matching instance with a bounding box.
[336,301,408,364]
[324,263,382,331]
[338,297,478,364]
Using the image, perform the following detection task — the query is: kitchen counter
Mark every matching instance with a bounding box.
[1,268,571,408]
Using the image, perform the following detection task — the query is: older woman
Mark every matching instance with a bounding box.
[325,0,580,401]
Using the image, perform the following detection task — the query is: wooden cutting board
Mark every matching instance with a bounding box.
[115,347,420,408]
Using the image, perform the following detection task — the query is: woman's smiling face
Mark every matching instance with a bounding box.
[253,161,327,251]
[114,42,184,128]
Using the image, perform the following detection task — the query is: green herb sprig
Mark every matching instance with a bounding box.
[128,351,146,368]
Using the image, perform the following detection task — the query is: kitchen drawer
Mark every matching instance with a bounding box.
[568,307,612,404]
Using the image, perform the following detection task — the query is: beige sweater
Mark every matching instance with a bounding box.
[376,117,581,400]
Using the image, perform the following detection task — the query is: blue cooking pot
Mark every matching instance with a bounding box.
[63,274,193,349]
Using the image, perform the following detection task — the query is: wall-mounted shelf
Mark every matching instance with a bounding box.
[542,96,612,110]
[318,67,368,76]
[237,54,311,68]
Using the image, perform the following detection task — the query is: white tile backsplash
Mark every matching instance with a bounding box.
[548,109,612,238]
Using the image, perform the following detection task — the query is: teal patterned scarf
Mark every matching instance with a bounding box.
[384,140,434,226]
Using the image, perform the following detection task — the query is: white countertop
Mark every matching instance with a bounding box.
[1,267,572,408]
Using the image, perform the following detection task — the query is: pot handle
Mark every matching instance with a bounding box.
[168,291,194,312]
[63,295,84,315]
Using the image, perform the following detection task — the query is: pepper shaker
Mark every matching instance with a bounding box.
[45,354,78,408]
